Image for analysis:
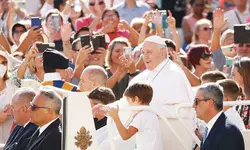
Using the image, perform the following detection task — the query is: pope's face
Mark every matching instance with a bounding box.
[142,41,166,71]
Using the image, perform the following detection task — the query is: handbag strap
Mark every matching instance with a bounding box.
[234,9,243,24]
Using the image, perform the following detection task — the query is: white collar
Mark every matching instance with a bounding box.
[206,111,223,135]
[23,121,30,128]
[151,59,168,72]
[39,118,58,136]
[43,72,62,81]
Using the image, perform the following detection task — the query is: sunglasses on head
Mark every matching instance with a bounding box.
[30,102,49,111]
[89,1,104,6]
[201,53,212,60]
[202,27,212,31]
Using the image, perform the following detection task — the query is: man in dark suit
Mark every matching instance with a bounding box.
[26,87,62,150]
[4,88,38,150]
[193,83,245,150]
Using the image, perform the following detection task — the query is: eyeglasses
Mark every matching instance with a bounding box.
[202,27,212,31]
[194,98,211,105]
[0,60,7,66]
[195,4,204,7]
[103,14,118,20]
[89,1,105,6]
[30,102,49,111]
[201,53,213,60]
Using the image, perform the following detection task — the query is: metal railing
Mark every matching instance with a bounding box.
[175,100,250,147]
[107,106,190,150]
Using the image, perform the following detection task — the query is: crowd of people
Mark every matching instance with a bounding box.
[0,0,250,149]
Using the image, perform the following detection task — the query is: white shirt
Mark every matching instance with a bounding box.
[130,59,194,105]
[225,107,245,131]
[43,72,62,82]
[224,7,250,29]
[40,2,54,18]
[23,121,30,128]
[130,111,163,150]
[206,111,223,137]
[39,118,58,136]
[25,0,41,15]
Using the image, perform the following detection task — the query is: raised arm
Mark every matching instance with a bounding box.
[138,12,151,45]
[108,106,138,140]
[211,8,227,52]
[61,23,73,59]
[119,20,139,47]
[0,31,11,53]
[166,10,181,53]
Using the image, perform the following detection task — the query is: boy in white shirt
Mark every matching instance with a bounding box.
[217,79,245,131]
[108,82,163,150]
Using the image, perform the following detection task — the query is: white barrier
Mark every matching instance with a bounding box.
[107,106,190,150]
[175,100,250,148]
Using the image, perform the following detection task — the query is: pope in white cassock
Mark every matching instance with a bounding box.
[96,36,195,150]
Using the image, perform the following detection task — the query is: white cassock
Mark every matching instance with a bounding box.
[99,59,196,150]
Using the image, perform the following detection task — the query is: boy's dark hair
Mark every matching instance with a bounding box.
[217,79,240,101]
[88,87,116,105]
[164,39,176,51]
[12,23,27,36]
[124,83,153,105]
[74,27,90,39]
[201,71,227,83]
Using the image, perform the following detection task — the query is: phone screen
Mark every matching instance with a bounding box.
[123,47,132,56]
[52,14,60,31]
[152,11,168,30]
[80,35,91,47]
[91,35,106,54]
[31,17,41,30]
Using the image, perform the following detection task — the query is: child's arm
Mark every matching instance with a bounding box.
[108,107,138,140]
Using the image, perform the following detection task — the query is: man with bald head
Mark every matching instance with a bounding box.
[26,87,62,150]
[4,88,38,150]
[79,65,108,91]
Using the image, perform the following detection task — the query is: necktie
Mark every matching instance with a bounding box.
[27,129,40,147]
[202,127,208,144]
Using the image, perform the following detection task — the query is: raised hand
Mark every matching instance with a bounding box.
[168,50,184,68]
[61,23,73,42]
[27,27,42,42]
[118,20,130,30]
[166,10,176,30]
[213,8,227,29]
[26,44,40,62]
[143,12,152,26]
[152,9,162,27]
[75,45,92,65]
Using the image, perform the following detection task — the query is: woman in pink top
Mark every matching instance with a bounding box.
[97,8,139,46]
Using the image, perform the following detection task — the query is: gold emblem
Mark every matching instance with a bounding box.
[74,126,93,150]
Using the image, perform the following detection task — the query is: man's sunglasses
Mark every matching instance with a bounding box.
[193,98,211,105]
[201,53,213,60]
[89,1,105,6]
[30,102,49,111]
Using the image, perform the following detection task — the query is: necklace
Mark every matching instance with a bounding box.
[146,59,169,83]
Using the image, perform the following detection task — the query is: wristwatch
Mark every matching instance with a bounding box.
[128,72,138,77]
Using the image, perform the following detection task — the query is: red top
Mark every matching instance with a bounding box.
[75,15,103,32]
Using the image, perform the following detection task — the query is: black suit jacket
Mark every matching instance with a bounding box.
[26,118,61,150]
[3,122,38,150]
[200,112,245,150]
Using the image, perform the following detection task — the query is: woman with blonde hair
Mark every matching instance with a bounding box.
[106,37,139,99]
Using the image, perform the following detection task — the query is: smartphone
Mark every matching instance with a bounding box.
[221,44,236,57]
[31,17,41,30]
[52,14,60,32]
[152,10,168,30]
[234,24,250,44]
[91,34,106,54]
[80,35,91,48]
[123,47,132,56]
[36,43,55,53]
[225,58,233,67]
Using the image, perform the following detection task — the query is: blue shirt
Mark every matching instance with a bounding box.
[114,1,150,24]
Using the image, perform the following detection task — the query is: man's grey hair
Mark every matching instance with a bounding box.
[82,65,108,86]
[13,87,37,104]
[39,87,62,115]
[198,83,224,111]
